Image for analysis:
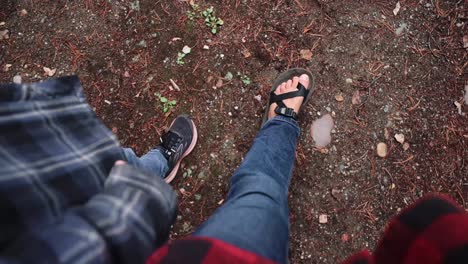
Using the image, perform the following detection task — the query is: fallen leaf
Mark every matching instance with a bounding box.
[319,214,328,224]
[403,142,410,151]
[377,142,388,158]
[335,94,344,102]
[394,133,405,144]
[352,90,361,105]
[0,30,9,40]
[43,66,56,77]
[311,114,334,148]
[393,2,401,16]
[300,49,313,60]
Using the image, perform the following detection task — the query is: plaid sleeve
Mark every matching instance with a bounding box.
[1,163,177,264]
[0,77,177,263]
[342,195,468,264]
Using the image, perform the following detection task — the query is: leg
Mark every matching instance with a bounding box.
[193,73,311,264]
[122,148,169,178]
[193,116,299,263]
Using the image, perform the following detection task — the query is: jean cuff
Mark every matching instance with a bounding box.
[263,115,300,130]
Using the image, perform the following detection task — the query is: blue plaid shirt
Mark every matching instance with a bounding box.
[0,76,177,264]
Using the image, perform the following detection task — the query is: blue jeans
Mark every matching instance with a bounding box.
[124,116,299,264]
[194,116,299,264]
[122,148,169,178]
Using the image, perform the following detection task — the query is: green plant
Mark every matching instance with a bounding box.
[202,7,223,34]
[155,93,177,113]
[187,4,200,20]
[177,52,186,65]
[237,72,252,85]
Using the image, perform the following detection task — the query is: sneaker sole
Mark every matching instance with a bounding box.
[164,119,198,183]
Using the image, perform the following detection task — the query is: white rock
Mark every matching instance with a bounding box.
[203,45,209,50]
[393,2,401,16]
[377,143,388,158]
[319,214,328,224]
[182,45,191,54]
[345,78,353,84]
[13,75,22,84]
[311,114,334,148]
[394,133,405,144]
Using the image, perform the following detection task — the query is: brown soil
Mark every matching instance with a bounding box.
[1,0,467,262]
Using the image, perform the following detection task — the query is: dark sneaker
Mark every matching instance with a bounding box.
[157,115,198,183]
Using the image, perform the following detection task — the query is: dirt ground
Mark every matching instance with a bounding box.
[1,0,467,262]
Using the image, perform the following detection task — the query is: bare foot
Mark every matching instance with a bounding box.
[268,74,310,119]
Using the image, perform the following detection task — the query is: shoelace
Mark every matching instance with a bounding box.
[160,131,182,158]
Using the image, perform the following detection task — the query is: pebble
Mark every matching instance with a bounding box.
[377,143,388,158]
[13,75,22,84]
[182,45,191,54]
[394,133,405,144]
[319,214,328,224]
[203,45,209,50]
[19,9,28,17]
[0,29,9,40]
[403,142,410,151]
[335,94,344,102]
[345,78,353,84]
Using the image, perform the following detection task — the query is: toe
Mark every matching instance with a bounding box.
[286,79,293,90]
[299,74,310,89]
[291,76,299,90]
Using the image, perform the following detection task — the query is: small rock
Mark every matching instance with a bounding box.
[463,36,468,49]
[319,214,328,224]
[218,199,224,205]
[203,45,209,50]
[19,9,28,17]
[403,142,410,151]
[43,66,56,77]
[393,2,401,16]
[377,143,388,158]
[104,100,112,105]
[3,64,12,72]
[182,45,191,54]
[0,22,5,26]
[454,101,462,115]
[13,75,22,84]
[394,133,405,144]
[0,29,10,40]
[253,95,262,103]
[341,233,350,242]
[345,78,353,84]
[335,94,344,102]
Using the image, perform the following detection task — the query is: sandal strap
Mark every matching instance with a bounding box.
[274,106,298,120]
[269,82,309,105]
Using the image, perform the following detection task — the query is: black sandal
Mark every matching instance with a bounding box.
[262,68,315,125]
